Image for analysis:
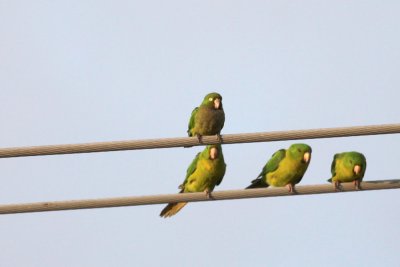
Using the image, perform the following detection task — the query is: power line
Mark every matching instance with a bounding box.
[0,123,399,158]
[1,179,398,215]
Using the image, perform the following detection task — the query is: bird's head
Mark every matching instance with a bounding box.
[344,152,367,177]
[289,143,312,164]
[206,144,223,160]
[202,92,223,110]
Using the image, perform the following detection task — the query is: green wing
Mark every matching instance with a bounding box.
[360,154,367,182]
[187,107,198,136]
[179,152,201,189]
[262,149,286,176]
[250,149,286,184]
[328,153,340,182]
[215,162,227,186]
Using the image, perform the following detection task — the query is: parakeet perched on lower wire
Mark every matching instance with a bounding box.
[328,151,366,190]
[246,143,312,193]
[160,144,226,218]
[187,92,225,143]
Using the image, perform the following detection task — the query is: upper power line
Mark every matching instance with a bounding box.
[0,123,399,158]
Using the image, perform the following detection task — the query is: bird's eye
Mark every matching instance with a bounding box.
[349,160,353,164]
[298,149,301,152]
[209,97,213,101]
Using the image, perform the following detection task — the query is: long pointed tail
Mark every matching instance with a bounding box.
[245,178,269,189]
[160,202,188,218]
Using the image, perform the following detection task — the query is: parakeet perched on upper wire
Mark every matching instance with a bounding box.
[246,143,312,193]
[328,151,366,190]
[160,144,226,218]
[187,92,225,143]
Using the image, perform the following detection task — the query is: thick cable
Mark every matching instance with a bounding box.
[0,179,398,215]
[0,123,399,158]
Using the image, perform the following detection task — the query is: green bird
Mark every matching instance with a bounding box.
[328,151,366,190]
[160,144,226,218]
[187,92,225,143]
[246,143,312,193]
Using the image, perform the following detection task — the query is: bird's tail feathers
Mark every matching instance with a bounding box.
[327,178,333,183]
[245,178,269,189]
[160,202,188,218]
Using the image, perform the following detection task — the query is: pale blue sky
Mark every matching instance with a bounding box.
[0,1,399,266]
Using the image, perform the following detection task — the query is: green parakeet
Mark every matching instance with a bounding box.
[160,144,226,218]
[187,92,225,142]
[246,143,312,192]
[327,151,366,190]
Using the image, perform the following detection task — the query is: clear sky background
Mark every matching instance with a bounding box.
[0,1,399,266]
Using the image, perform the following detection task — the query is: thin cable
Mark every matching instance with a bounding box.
[0,123,400,158]
[0,179,399,215]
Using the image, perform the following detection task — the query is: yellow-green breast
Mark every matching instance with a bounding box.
[266,154,309,187]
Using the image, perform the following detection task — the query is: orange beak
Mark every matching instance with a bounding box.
[354,165,361,175]
[214,98,221,109]
[303,152,311,163]
[210,147,218,159]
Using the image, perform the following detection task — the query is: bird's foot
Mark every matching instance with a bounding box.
[286,184,297,194]
[196,134,203,144]
[216,133,223,143]
[204,188,214,199]
[334,181,342,192]
[354,180,361,190]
